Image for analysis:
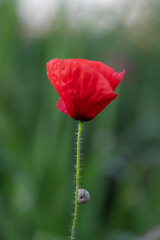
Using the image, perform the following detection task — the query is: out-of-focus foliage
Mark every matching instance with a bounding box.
[0,0,160,240]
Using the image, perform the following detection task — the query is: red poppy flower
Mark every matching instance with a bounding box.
[47,58,125,121]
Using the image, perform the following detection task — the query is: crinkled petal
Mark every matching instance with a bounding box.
[74,59,124,90]
[111,70,125,90]
[47,58,123,121]
[74,59,114,81]
[56,98,70,116]
[82,93,118,120]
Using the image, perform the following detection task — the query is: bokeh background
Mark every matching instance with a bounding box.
[0,0,160,239]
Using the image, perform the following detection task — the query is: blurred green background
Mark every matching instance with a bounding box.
[0,0,160,239]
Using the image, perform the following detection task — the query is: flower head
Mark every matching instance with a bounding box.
[47,58,125,121]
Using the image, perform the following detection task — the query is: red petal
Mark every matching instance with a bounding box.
[82,93,118,120]
[74,59,124,90]
[74,59,114,85]
[111,70,125,90]
[47,59,121,121]
[56,98,70,116]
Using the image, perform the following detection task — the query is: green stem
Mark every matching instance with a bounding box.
[71,121,82,240]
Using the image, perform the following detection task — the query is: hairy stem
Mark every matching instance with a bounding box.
[71,121,82,240]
